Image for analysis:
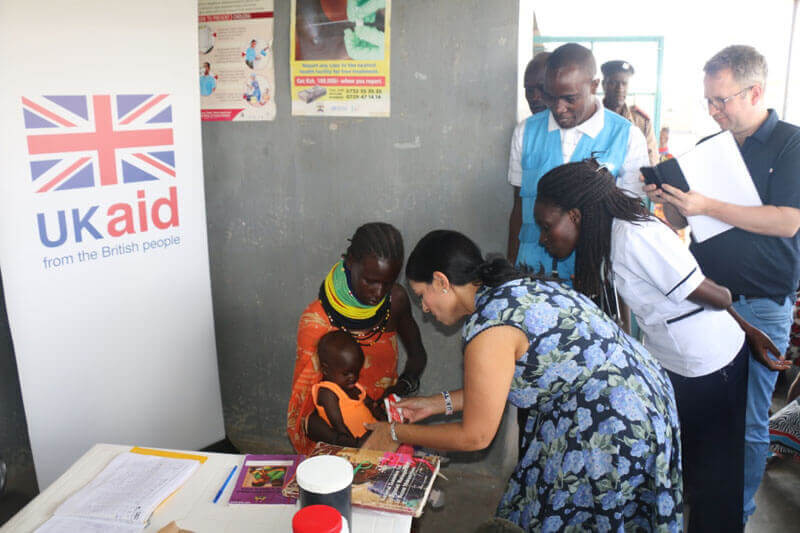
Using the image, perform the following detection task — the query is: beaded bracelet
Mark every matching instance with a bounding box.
[397,373,420,395]
[441,390,454,416]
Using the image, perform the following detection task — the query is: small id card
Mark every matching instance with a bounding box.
[384,393,404,423]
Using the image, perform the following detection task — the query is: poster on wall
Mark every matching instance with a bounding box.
[291,0,391,117]
[0,0,224,487]
[199,0,276,121]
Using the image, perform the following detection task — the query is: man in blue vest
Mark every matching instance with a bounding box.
[523,51,551,116]
[507,43,649,279]
[645,44,800,525]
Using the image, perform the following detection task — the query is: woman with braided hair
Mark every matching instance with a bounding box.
[534,159,790,532]
[287,222,427,455]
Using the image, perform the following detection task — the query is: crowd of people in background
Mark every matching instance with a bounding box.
[287,42,800,532]
[503,42,800,532]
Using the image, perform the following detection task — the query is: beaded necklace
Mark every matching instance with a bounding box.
[318,260,392,346]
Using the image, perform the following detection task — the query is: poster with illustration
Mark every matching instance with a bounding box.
[199,0,276,121]
[291,0,390,117]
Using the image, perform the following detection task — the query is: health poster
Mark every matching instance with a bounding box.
[291,0,390,117]
[199,0,276,121]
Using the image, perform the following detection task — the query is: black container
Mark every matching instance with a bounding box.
[296,455,354,529]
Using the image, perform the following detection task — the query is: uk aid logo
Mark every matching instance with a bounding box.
[22,94,180,249]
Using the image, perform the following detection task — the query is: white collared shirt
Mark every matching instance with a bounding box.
[507,97,649,197]
[610,217,744,377]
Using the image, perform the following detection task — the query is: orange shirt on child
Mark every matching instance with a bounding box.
[288,299,398,455]
[312,381,377,438]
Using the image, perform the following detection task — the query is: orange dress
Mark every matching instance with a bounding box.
[312,381,377,438]
[288,299,398,455]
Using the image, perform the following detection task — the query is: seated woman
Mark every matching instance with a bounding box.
[366,230,683,532]
[287,222,427,455]
[312,330,384,447]
[533,160,789,532]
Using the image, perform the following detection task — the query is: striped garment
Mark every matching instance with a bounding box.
[769,398,800,458]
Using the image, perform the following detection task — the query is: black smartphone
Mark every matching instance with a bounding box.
[640,158,689,192]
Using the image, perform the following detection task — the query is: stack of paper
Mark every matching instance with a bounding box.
[35,451,202,532]
[676,130,762,242]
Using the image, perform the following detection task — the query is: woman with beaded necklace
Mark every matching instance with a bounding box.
[287,222,427,454]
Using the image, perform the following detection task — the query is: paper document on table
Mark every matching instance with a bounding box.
[35,515,144,532]
[676,130,762,242]
[45,452,200,526]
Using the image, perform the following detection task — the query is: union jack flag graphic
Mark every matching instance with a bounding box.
[22,94,175,193]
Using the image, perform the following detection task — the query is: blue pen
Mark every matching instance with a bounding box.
[213,465,237,504]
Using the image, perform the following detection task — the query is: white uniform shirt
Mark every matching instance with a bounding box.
[507,97,649,197]
[610,217,744,377]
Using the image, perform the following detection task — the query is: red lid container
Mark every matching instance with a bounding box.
[292,504,343,533]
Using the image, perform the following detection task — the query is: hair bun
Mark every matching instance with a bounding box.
[475,256,518,286]
[477,257,502,276]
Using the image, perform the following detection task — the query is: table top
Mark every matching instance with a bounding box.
[1,444,412,533]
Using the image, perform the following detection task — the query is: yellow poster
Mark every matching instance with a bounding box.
[291,0,390,117]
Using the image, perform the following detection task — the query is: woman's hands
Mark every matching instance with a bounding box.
[362,421,396,450]
[395,395,444,423]
[728,306,792,371]
[744,324,792,371]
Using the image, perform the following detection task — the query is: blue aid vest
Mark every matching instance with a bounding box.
[517,109,631,281]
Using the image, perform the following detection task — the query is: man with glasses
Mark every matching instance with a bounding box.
[645,45,800,524]
[506,42,648,278]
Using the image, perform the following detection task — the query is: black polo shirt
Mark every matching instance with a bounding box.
[690,109,800,298]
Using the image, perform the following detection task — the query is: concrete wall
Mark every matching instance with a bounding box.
[0,0,520,500]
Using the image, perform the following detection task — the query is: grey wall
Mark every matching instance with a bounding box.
[0,0,521,501]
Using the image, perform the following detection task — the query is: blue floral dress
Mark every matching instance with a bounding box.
[463,279,683,532]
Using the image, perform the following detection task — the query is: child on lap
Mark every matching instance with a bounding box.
[312,331,385,447]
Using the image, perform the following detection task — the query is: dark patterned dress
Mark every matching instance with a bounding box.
[462,279,683,532]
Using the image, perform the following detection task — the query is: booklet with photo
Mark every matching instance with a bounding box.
[228,455,301,504]
[283,443,440,517]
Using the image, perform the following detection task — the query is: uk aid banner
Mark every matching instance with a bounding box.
[0,1,224,487]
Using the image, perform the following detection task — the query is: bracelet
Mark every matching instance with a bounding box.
[397,373,420,395]
[389,421,399,442]
[441,390,454,416]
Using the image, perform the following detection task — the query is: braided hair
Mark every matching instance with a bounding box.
[344,222,404,265]
[406,230,522,288]
[536,159,650,297]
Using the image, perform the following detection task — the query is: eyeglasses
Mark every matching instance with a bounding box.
[705,85,754,111]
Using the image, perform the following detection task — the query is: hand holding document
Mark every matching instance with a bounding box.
[642,130,762,242]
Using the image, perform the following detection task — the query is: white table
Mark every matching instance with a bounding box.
[1,444,412,533]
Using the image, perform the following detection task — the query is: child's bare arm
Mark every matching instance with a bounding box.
[365,396,387,421]
[317,388,364,447]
